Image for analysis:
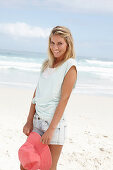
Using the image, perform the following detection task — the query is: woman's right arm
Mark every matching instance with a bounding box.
[23,88,36,136]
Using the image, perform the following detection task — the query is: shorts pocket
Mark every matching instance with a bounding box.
[41,120,49,132]
[33,115,40,129]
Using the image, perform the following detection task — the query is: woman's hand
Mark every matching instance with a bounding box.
[40,127,55,145]
[23,121,33,136]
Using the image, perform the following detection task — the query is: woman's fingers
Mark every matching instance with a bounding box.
[26,130,30,136]
[41,135,50,144]
[23,122,33,136]
[23,127,29,136]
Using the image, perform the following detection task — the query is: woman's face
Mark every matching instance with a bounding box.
[50,35,68,60]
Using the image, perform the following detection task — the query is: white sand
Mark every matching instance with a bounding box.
[0,86,113,170]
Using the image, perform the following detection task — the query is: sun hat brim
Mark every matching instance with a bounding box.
[18,132,52,170]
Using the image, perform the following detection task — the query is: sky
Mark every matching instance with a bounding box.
[0,0,113,59]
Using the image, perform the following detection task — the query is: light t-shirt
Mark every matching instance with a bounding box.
[32,58,77,126]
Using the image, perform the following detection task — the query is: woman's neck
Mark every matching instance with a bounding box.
[53,56,65,68]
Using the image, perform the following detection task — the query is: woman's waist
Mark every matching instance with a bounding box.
[34,112,67,128]
[33,96,60,105]
[35,105,58,118]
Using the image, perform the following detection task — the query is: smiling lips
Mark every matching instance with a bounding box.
[54,51,60,54]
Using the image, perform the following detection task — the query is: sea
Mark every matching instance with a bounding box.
[0,49,113,97]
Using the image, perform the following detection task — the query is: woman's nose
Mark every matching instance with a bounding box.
[53,44,59,50]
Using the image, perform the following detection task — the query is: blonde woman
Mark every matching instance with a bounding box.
[21,26,77,170]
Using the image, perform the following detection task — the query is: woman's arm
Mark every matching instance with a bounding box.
[26,88,36,123]
[49,66,77,129]
[23,88,36,136]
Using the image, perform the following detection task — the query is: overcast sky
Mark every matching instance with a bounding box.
[0,0,113,59]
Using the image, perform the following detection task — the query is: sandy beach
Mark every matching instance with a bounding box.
[0,86,113,170]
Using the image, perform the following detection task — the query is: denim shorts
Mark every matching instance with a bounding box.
[32,114,67,145]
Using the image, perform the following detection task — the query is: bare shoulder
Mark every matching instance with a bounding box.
[65,64,77,77]
[61,66,77,100]
[63,65,77,88]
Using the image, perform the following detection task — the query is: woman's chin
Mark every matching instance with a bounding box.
[53,54,60,58]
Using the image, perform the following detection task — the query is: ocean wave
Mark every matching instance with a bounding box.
[0,54,44,63]
[85,59,113,67]
[78,65,113,73]
[78,65,113,80]
[73,83,113,97]
[0,60,41,72]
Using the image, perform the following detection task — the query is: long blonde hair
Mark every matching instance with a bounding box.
[41,26,76,72]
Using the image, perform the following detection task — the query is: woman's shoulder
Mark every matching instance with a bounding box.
[63,58,77,76]
[66,58,76,64]
[64,58,77,68]
[58,58,77,72]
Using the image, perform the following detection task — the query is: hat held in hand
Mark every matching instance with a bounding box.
[18,132,52,170]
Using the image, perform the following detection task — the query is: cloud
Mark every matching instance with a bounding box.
[0,22,51,38]
[43,0,113,14]
[0,0,27,7]
[0,0,113,14]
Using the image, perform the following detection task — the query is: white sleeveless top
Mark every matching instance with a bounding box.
[32,58,77,126]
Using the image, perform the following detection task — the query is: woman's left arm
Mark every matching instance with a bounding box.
[49,65,77,130]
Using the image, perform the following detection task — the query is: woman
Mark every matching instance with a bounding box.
[20,26,77,170]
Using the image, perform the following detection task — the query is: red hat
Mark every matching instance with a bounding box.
[18,132,52,170]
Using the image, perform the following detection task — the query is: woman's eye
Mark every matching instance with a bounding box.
[50,41,55,45]
[58,42,62,45]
